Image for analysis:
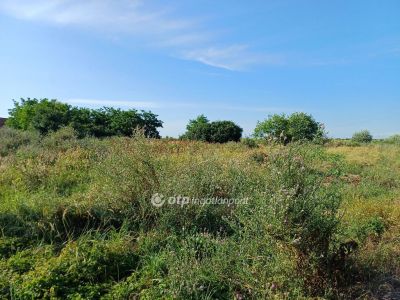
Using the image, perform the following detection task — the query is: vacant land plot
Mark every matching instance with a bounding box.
[0,128,399,299]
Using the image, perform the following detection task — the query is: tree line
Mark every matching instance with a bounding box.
[5,98,376,144]
[6,98,163,138]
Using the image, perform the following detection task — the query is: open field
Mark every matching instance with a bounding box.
[1,1,399,298]
[0,127,399,299]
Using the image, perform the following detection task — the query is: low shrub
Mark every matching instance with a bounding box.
[352,130,373,143]
[241,137,258,148]
[6,232,138,299]
[0,127,40,157]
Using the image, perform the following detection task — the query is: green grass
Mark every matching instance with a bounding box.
[0,127,399,299]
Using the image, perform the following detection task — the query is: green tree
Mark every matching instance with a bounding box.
[254,112,324,144]
[69,107,94,138]
[209,121,243,143]
[6,98,163,138]
[138,110,163,138]
[287,112,320,142]
[7,98,70,134]
[6,98,41,130]
[31,100,70,134]
[181,115,211,141]
[254,114,289,143]
[181,115,242,143]
[106,108,142,137]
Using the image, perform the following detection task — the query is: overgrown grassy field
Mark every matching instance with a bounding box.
[0,127,399,299]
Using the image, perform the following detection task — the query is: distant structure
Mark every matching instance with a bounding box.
[0,117,7,127]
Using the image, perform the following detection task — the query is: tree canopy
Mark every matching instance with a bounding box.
[254,112,325,144]
[181,115,242,143]
[6,98,163,138]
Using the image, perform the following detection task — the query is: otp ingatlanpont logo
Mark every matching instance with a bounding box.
[150,193,165,207]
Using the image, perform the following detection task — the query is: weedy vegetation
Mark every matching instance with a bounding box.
[0,126,399,299]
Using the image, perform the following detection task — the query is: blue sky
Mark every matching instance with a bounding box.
[0,0,399,138]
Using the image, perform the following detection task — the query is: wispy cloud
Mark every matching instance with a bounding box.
[66,98,297,113]
[66,98,159,109]
[182,45,284,70]
[162,101,295,113]
[0,0,197,37]
[0,0,272,70]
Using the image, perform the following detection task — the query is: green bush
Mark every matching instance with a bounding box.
[0,126,40,156]
[353,216,387,242]
[254,113,288,143]
[181,115,242,143]
[241,137,258,148]
[180,115,211,141]
[266,149,341,258]
[209,120,243,143]
[287,112,321,142]
[254,112,325,144]
[6,232,137,299]
[351,130,373,143]
[231,146,343,296]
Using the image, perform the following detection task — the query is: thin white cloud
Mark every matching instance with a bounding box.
[165,101,295,113]
[0,0,276,71]
[66,99,159,109]
[66,98,296,114]
[183,45,284,70]
[0,0,194,35]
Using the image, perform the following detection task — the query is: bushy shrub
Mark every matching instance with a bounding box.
[7,232,138,299]
[351,130,373,143]
[181,115,242,143]
[254,113,288,143]
[241,137,258,148]
[232,146,343,295]
[288,112,324,142]
[0,127,40,156]
[41,126,78,150]
[265,149,341,258]
[0,237,32,259]
[88,135,161,230]
[254,112,325,144]
[209,120,243,143]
